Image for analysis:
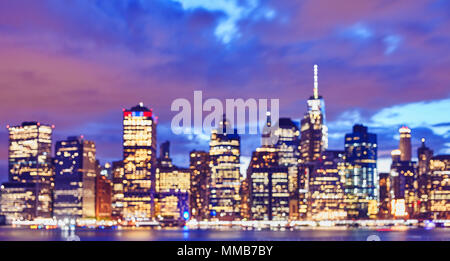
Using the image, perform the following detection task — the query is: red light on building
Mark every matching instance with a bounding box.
[144,111,152,117]
[123,111,131,117]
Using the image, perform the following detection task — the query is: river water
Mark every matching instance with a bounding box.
[0,226,449,241]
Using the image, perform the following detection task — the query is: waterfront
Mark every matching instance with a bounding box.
[0,226,449,241]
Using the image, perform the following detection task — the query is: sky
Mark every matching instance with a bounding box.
[0,0,449,181]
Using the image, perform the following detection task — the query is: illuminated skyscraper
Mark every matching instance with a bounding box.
[53,136,97,218]
[344,124,378,219]
[209,116,241,220]
[308,150,347,220]
[247,147,289,221]
[122,103,157,220]
[428,155,450,219]
[111,161,124,219]
[272,117,300,219]
[155,141,190,223]
[417,138,433,217]
[189,150,210,221]
[390,149,417,218]
[300,65,328,163]
[399,126,412,161]
[6,121,53,218]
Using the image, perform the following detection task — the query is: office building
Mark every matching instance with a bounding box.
[111,161,124,219]
[247,147,289,220]
[344,124,378,218]
[417,138,433,217]
[428,155,450,219]
[209,116,241,220]
[7,122,54,218]
[122,103,157,220]
[189,150,210,221]
[96,175,112,220]
[53,136,96,218]
[308,150,347,220]
[155,141,190,222]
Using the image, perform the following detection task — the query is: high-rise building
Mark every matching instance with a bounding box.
[390,149,417,218]
[0,183,38,223]
[399,126,412,161]
[308,150,347,220]
[344,124,378,219]
[6,122,54,218]
[53,136,96,218]
[96,175,112,220]
[272,117,301,219]
[247,147,289,221]
[122,103,157,220]
[111,161,124,219]
[428,155,450,219]
[155,141,190,222]
[300,65,328,163]
[189,150,210,221]
[378,173,391,219]
[209,117,241,220]
[417,138,433,217]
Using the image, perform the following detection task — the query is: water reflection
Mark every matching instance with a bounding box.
[0,227,449,241]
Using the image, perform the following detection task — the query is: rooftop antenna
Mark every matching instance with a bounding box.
[314,64,319,99]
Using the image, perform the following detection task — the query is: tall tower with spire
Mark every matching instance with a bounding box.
[300,64,328,163]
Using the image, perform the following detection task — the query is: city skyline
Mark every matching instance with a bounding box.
[1,0,450,182]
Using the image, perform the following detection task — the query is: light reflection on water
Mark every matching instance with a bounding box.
[0,226,449,241]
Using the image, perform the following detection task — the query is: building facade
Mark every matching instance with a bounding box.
[155,141,190,222]
[122,103,157,220]
[344,124,378,219]
[209,117,241,220]
[189,150,210,221]
[6,122,54,218]
[273,118,301,219]
[308,150,347,220]
[247,147,289,221]
[417,138,433,217]
[53,136,97,219]
[96,175,112,220]
[111,160,124,219]
[428,155,450,219]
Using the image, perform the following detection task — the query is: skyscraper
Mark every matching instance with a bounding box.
[300,65,328,163]
[417,138,433,217]
[272,118,300,219]
[428,155,450,219]
[189,150,211,221]
[53,136,97,218]
[209,116,241,220]
[247,147,289,221]
[155,141,190,223]
[308,150,347,220]
[6,121,54,218]
[390,149,417,218]
[399,126,412,161]
[344,124,378,218]
[122,103,157,220]
[8,122,53,184]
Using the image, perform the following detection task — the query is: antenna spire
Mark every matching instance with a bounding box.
[314,64,319,99]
